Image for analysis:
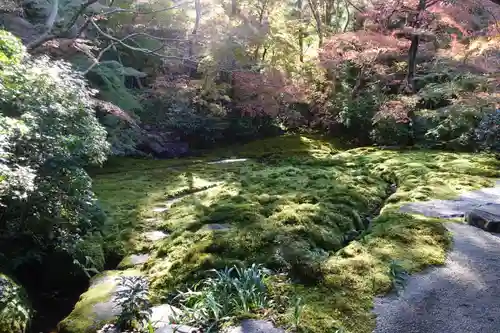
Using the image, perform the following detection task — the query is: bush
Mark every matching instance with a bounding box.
[140,81,280,149]
[371,118,412,146]
[475,110,500,153]
[0,31,109,275]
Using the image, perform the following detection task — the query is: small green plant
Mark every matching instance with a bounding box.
[174,264,271,331]
[114,276,152,332]
[389,260,408,294]
[291,296,304,332]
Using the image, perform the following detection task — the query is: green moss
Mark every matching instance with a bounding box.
[90,135,499,333]
[57,269,142,333]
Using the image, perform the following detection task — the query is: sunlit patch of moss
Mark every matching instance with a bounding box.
[90,135,499,333]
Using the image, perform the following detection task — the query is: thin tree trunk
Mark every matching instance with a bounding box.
[186,0,200,76]
[404,0,426,92]
[298,0,304,62]
[308,0,323,47]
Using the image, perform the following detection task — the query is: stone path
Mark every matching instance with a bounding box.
[373,180,500,333]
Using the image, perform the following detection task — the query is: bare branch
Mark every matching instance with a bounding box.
[99,1,192,16]
[83,42,116,74]
[90,19,187,60]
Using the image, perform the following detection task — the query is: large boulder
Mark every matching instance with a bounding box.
[57,269,143,333]
[465,204,500,232]
[138,130,189,158]
[0,13,37,44]
[0,273,32,333]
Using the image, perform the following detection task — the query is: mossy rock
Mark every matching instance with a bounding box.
[117,253,150,269]
[0,273,31,333]
[57,269,142,333]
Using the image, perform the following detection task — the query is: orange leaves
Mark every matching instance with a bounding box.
[232,69,306,116]
[319,31,408,67]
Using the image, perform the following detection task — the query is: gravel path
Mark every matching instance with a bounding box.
[373,182,500,333]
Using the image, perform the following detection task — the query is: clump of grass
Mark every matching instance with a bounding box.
[388,260,409,294]
[172,264,270,332]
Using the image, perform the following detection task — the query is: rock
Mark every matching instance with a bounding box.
[207,158,248,164]
[465,204,500,232]
[155,325,199,333]
[0,13,37,44]
[117,253,150,269]
[143,230,169,242]
[57,269,143,333]
[201,223,231,231]
[139,131,189,158]
[225,319,287,333]
[150,304,199,332]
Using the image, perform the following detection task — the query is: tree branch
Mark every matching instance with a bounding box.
[27,0,99,50]
[90,19,187,60]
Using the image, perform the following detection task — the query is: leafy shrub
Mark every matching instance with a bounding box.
[0,274,31,333]
[0,30,109,276]
[140,78,280,149]
[371,118,412,146]
[114,276,152,331]
[174,264,271,331]
[475,110,500,153]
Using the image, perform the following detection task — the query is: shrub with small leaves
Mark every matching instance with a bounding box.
[0,30,109,277]
[475,110,500,153]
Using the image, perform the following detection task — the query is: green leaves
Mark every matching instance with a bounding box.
[0,30,25,65]
[173,264,271,331]
[0,30,109,277]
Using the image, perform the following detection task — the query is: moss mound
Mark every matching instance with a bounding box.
[82,135,499,332]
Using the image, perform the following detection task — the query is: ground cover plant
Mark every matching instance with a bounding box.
[89,135,500,333]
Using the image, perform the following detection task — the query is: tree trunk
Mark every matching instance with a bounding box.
[308,0,323,47]
[404,0,426,92]
[187,0,201,76]
[405,35,419,92]
[298,0,304,62]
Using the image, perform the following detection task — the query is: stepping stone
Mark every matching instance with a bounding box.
[152,206,169,213]
[207,158,248,164]
[465,203,500,232]
[143,230,169,242]
[150,304,199,332]
[118,253,150,269]
[201,223,231,231]
[225,319,287,333]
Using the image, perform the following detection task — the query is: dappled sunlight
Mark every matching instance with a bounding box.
[90,135,500,333]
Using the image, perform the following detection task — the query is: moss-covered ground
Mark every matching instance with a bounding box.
[91,135,500,333]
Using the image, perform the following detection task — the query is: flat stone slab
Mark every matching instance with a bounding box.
[465,204,500,232]
[207,158,248,164]
[201,223,231,231]
[118,253,150,269]
[226,320,286,333]
[143,230,169,242]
